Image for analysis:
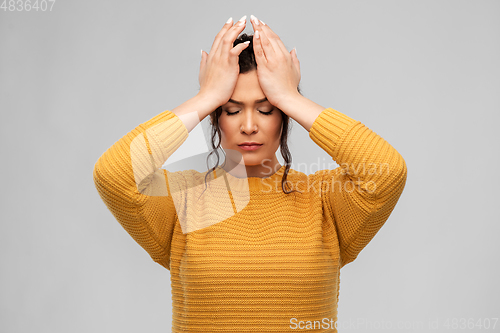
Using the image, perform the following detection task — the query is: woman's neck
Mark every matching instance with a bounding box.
[222,158,283,179]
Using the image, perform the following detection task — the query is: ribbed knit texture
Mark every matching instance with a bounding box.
[93,107,407,332]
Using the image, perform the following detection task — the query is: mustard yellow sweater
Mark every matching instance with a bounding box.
[93,107,407,332]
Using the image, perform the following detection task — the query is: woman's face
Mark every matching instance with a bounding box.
[219,70,283,171]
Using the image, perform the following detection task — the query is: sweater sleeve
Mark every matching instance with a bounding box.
[309,108,408,268]
[93,110,189,270]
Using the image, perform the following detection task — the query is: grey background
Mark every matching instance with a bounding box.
[1,0,499,332]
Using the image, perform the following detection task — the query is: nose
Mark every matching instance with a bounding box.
[240,109,258,134]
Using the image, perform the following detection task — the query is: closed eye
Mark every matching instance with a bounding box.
[224,109,274,116]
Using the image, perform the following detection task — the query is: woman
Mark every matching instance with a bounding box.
[93,15,407,333]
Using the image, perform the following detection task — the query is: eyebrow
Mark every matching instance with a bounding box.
[227,97,268,105]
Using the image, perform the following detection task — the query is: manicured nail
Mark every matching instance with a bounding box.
[255,30,260,39]
[238,15,247,26]
[259,19,266,26]
[243,41,250,44]
[201,49,203,56]
[226,17,233,24]
[293,47,297,55]
[250,14,259,25]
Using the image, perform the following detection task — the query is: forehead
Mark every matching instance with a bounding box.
[230,71,267,103]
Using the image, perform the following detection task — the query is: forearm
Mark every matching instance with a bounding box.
[93,109,186,269]
[276,93,326,132]
[308,107,407,201]
[171,93,221,133]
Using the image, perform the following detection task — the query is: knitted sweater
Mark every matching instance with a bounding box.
[93,107,407,332]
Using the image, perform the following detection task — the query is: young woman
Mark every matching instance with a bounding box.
[93,15,407,333]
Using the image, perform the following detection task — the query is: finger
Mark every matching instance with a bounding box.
[258,27,277,61]
[249,14,262,32]
[250,15,276,53]
[230,41,250,59]
[259,22,290,58]
[209,17,234,56]
[249,15,264,61]
[253,30,267,65]
[251,20,278,57]
[218,15,247,58]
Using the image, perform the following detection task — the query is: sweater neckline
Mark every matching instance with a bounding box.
[213,164,286,192]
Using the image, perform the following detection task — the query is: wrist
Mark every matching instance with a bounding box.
[170,93,221,133]
[275,91,304,112]
[275,93,326,132]
[195,91,224,111]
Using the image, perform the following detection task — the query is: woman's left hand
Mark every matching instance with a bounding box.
[250,16,301,111]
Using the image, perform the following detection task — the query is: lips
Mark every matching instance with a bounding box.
[238,142,262,146]
[238,143,263,151]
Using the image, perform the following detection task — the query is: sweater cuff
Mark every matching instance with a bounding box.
[129,110,189,187]
[140,109,188,133]
[142,110,189,163]
[308,108,360,157]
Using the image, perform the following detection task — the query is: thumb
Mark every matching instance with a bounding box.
[200,49,207,72]
[291,48,301,80]
[199,50,207,85]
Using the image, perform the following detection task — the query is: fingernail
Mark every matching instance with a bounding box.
[259,19,266,26]
[238,15,247,26]
[255,30,260,39]
[250,14,259,25]
[201,49,203,56]
[293,47,297,55]
[226,17,233,24]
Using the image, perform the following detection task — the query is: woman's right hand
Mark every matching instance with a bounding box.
[198,16,250,108]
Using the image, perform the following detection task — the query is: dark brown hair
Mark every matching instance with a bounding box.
[202,33,302,195]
